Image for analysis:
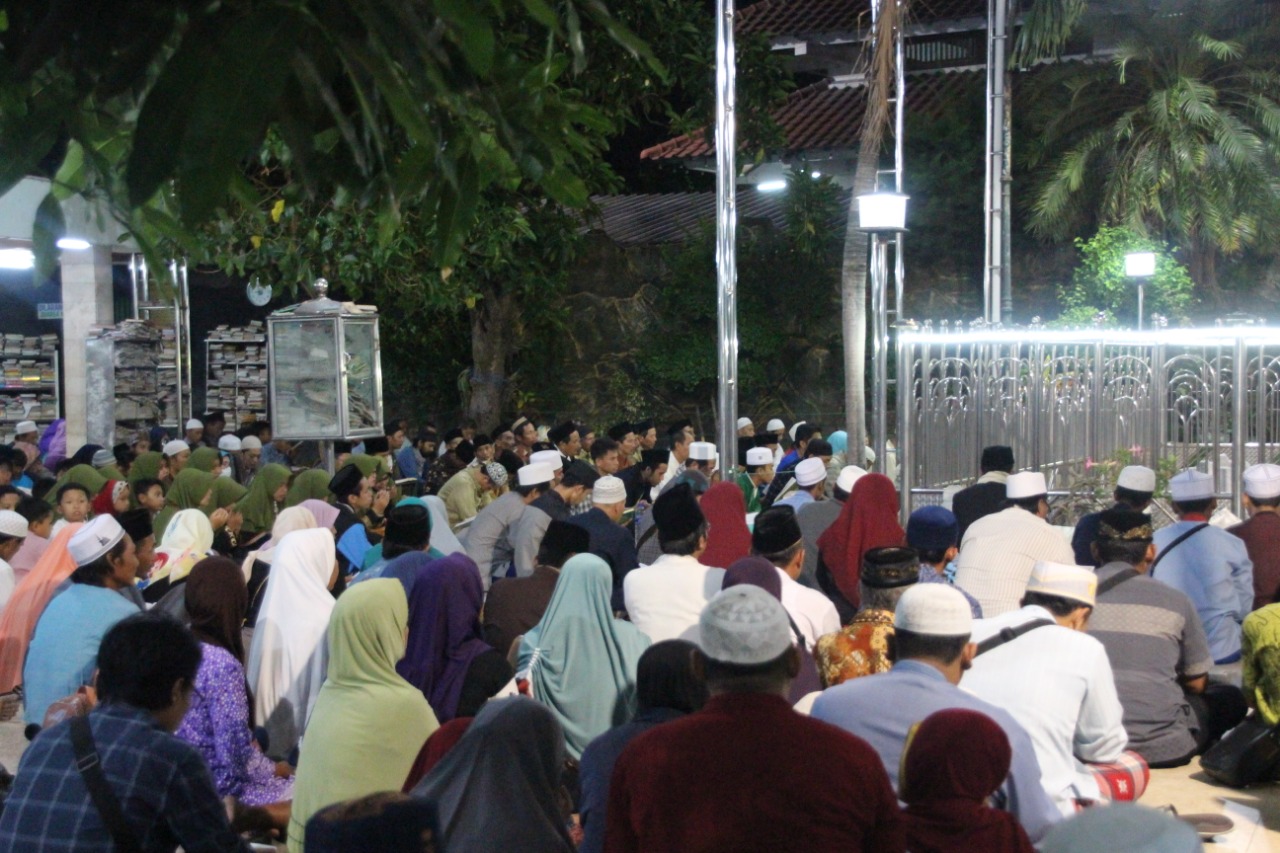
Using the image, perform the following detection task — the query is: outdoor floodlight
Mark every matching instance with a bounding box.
[1125,252,1157,278]
[857,192,909,232]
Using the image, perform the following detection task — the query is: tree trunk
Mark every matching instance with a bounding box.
[1186,242,1221,307]
[466,281,518,428]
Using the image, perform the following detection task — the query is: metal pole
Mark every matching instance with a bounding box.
[1232,334,1247,517]
[983,0,1009,323]
[714,0,739,466]
[872,234,890,473]
[1137,281,1145,331]
[897,329,912,517]
[892,0,906,326]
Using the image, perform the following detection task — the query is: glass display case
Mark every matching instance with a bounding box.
[266,279,383,440]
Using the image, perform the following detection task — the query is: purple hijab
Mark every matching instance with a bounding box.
[395,552,493,722]
[39,420,66,470]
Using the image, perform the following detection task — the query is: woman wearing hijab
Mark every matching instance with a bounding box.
[900,708,1034,853]
[144,508,215,605]
[300,499,340,531]
[286,470,332,508]
[237,463,291,538]
[152,467,216,543]
[396,553,511,723]
[816,472,905,619]
[412,697,575,853]
[287,579,437,853]
[38,420,67,472]
[421,495,464,556]
[66,444,103,470]
[187,446,223,475]
[240,506,319,629]
[825,431,849,494]
[517,554,651,758]
[90,480,131,518]
[127,450,167,486]
[698,482,753,568]
[247,528,338,759]
[722,556,823,704]
[176,557,294,816]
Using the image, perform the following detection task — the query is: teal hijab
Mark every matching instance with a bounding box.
[517,554,651,758]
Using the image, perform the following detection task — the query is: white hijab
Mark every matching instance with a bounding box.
[246,527,336,757]
[423,495,464,555]
[239,506,318,581]
[150,509,215,586]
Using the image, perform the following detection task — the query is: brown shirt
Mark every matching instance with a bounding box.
[814,609,895,688]
[1231,511,1280,611]
[481,564,560,659]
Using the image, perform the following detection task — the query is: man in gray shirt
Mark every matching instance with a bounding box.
[463,462,553,589]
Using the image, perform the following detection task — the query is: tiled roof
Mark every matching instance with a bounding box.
[582,189,850,245]
[640,68,981,161]
[737,0,987,39]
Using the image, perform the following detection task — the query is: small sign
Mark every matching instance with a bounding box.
[37,302,62,320]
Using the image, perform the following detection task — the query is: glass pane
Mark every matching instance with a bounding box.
[343,321,379,433]
[271,318,341,437]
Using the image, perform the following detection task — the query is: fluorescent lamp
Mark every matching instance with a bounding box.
[811,171,822,178]
[857,193,909,231]
[757,180,787,193]
[0,249,34,270]
[56,237,91,250]
[1124,252,1157,277]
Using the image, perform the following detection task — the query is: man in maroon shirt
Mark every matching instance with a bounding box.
[606,585,904,852]
[1232,463,1280,611]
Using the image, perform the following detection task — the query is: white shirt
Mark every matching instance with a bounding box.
[623,554,726,644]
[0,557,13,613]
[961,605,1128,814]
[953,506,1075,617]
[776,567,839,649]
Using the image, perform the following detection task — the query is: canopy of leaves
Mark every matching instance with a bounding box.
[1054,226,1195,326]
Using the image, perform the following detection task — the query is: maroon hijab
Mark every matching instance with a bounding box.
[816,473,904,606]
[901,709,1034,853]
[698,482,753,568]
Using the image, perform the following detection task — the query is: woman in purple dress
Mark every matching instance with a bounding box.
[176,556,294,808]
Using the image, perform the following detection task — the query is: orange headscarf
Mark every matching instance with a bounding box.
[816,474,904,606]
[0,523,84,693]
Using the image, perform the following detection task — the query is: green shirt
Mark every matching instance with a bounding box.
[1244,604,1280,725]
[734,471,763,514]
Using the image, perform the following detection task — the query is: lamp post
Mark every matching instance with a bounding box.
[713,0,739,463]
[858,192,908,474]
[1124,251,1156,331]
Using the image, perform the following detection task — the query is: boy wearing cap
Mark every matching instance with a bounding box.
[962,561,1131,815]
[569,475,639,612]
[812,584,1061,843]
[733,446,774,513]
[608,586,904,851]
[953,470,1075,617]
[463,462,555,590]
[0,509,28,609]
[1231,463,1280,611]
[1153,469,1253,664]
[1071,465,1157,566]
[951,445,1015,539]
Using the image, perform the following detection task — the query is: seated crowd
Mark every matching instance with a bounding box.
[0,413,1270,851]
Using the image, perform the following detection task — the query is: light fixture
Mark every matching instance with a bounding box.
[1124,252,1156,277]
[56,237,91,250]
[0,249,34,270]
[857,192,909,232]
[756,180,787,193]
[811,171,822,179]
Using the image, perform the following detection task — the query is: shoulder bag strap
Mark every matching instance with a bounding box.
[1149,523,1210,577]
[974,618,1055,657]
[69,716,143,853]
[1096,568,1140,597]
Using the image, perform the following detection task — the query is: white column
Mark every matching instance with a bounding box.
[60,246,114,450]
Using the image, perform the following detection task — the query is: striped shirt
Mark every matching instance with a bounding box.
[953,506,1075,617]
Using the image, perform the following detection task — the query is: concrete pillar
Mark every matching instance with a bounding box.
[60,246,114,451]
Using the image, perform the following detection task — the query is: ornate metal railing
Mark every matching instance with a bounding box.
[896,324,1280,517]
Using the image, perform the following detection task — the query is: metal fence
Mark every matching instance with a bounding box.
[896,325,1280,516]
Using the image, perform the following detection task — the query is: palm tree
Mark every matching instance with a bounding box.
[1022,0,1280,298]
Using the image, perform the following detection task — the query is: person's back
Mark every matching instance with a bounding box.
[951,446,1014,540]
[1231,463,1280,611]
[461,490,525,585]
[797,498,842,589]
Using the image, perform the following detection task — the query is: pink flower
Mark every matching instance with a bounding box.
[1085,458,1095,470]
[1129,445,1144,455]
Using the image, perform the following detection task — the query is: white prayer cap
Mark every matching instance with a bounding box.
[530,450,563,471]
[240,436,262,451]
[1027,560,1096,607]
[592,475,626,505]
[788,421,806,442]
[1041,803,1200,853]
[794,457,826,487]
[745,447,773,466]
[14,420,36,435]
[688,441,717,461]
[218,435,243,452]
[1243,463,1280,500]
[518,462,555,487]
[1005,471,1047,499]
[162,440,190,457]
[1116,465,1156,493]
[836,465,867,493]
[699,585,793,665]
[69,515,125,567]
[185,418,203,430]
[736,417,753,430]
[0,510,28,540]
[766,418,785,432]
[1169,469,1214,501]
[894,584,972,636]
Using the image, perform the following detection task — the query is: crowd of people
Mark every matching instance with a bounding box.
[0,409,1271,851]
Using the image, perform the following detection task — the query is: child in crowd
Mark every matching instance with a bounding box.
[11,497,53,581]
[133,478,166,515]
[91,481,132,518]
[51,483,91,537]
[0,486,21,511]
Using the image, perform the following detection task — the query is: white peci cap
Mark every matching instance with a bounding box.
[240,436,262,451]
[688,441,717,461]
[699,585,793,665]
[836,465,867,493]
[794,457,826,487]
[68,516,125,567]
[788,421,806,442]
[1243,464,1280,501]
[1027,560,1097,607]
[1006,471,1047,500]
[894,584,973,636]
[185,418,203,430]
[766,418,785,432]
[518,462,555,487]
[14,420,37,436]
[1116,465,1156,493]
[530,450,563,471]
[745,447,773,466]
[736,417,753,430]
[0,510,28,539]
[592,475,626,505]
[162,440,190,457]
[218,435,243,452]
[1168,469,1214,502]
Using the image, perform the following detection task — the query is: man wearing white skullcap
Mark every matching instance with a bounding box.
[1153,469,1253,663]
[1071,464,1157,566]
[183,417,204,447]
[0,510,28,610]
[962,561,1134,816]
[953,470,1075,617]
[735,416,754,438]
[462,462,555,590]
[12,421,38,444]
[812,583,1062,843]
[568,475,639,611]
[161,439,192,475]
[732,446,774,514]
[774,456,827,512]
[608,586,904,851]
[1231,462,1280,610]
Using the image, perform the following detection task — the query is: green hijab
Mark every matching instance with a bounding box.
[128,451,164,484]
[236,463,291,535]
[285,469,332,508]
[98,464,126,482]
[187,446,221,473]
[349,453,382,478]
[46,464,109,506]
[207,478,248,515]
[154,468,216,541]
[286,580,437,852]
[516,554,651,758]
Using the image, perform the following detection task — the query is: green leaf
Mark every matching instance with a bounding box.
[434,155,480,267]
[436,0,496,76]
[32,193,65,282]
[51,140,87,201]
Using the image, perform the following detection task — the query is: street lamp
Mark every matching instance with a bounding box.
[858,192,908,475]
[1124,251,1156,331]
